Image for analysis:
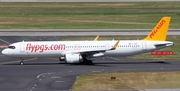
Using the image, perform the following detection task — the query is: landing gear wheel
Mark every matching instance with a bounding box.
[20,58,24,65]
[82,60,93,65]
[87,60,93,64]
[20,62,24,65]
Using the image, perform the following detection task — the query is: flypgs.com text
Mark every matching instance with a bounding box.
[26,43,66,52]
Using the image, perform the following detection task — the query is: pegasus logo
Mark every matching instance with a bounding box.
[150,19,166,38]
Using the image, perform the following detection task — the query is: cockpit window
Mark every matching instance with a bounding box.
[8,46,15,49]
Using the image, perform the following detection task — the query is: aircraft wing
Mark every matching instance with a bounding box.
[94,36,99,41]
[62,49,106,55]
[61,40,120,55]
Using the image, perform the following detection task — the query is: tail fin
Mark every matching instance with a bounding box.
[143,17,171,41]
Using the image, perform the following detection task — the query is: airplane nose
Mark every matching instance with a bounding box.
[2,49,8,55]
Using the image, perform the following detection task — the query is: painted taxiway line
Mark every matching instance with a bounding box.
[106,56,120,61]
[0,57,37,65]
[51,76,61,78]
[0,38,11,45]
[45,57,58,60]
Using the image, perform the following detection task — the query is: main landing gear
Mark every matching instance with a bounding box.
[82,59,93,65]
[20,58,24,65]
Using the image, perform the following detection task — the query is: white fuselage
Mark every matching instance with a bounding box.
[2,40,173,58]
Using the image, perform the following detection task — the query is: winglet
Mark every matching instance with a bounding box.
[94,36,99,41]
[111,40,120,50]
[143,17,171,41]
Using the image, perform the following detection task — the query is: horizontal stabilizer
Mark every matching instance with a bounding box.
[154,41,173,47]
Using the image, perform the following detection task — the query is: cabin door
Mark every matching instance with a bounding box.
[20,42,25,52]
[105,43,110,50]
[142,42,147,51]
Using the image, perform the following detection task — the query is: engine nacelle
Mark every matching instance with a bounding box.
[91,53,104,57]
[59,57,65,61]
[65,53,83,63]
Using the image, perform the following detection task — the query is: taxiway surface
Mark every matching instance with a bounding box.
[0,36,180,91]
[0,29,180,36]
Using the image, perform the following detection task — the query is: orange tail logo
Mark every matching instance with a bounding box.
[144,17,171,41]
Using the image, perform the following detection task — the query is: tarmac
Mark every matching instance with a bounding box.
[0,36,180,91]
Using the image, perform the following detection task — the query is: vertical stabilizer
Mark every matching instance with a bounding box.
[144,17,171,41]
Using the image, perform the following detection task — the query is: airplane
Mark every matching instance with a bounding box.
[2,17,173,65]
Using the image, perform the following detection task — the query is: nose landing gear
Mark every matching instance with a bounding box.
[20,58,24,65]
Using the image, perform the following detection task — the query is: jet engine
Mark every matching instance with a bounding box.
[59,57,65,61]
[65,53,83,63]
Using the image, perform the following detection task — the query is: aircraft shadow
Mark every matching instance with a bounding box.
[64,61,170,67]
[93,61,170,64]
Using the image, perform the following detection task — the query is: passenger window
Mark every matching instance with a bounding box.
[8,46,15,49]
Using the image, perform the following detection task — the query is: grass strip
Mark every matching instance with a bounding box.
[72,71,180,90]
[0,2,180,29]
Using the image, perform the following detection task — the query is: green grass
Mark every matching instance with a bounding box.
[0,2,180,29]
[72,71,180,90]
[59,35,179,60]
